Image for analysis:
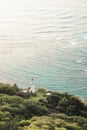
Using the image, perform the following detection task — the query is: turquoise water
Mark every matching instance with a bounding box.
[0,0,87,99]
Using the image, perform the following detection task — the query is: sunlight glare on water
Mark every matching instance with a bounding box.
[0,0,87,99]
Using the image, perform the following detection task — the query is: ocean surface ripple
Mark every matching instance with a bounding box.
[0,0,87,99]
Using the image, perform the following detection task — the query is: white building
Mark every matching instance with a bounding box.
[30,78,36,93]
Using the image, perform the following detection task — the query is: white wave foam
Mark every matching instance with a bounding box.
[83,36,87,39]
[70,41,79,47]
[84,69,87,72]
[76,60,82,63]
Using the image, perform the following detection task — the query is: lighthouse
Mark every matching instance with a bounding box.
[30,78,36,93]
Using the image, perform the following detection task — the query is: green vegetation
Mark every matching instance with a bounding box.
[0,83,87,130]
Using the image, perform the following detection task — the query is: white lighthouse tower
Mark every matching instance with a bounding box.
[30,78,36,93]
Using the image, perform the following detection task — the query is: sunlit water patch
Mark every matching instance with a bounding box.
[0,0,87,99]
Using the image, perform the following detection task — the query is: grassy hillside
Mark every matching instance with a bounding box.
[0,83,87,130]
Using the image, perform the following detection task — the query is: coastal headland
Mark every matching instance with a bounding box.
[0,83,87,130]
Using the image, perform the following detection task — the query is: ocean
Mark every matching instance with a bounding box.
[0,0,87,99]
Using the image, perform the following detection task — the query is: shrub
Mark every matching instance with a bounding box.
[0,83,19,95]
[19,120,30,127]
[37,88,47,93]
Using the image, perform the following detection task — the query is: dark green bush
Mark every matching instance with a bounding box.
[0,83,20,95]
